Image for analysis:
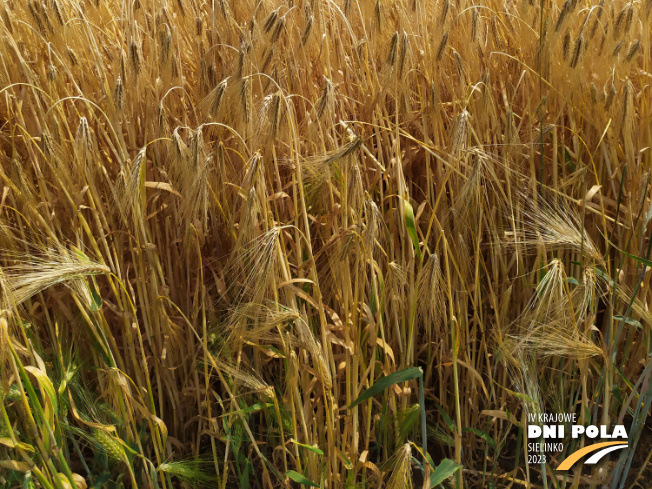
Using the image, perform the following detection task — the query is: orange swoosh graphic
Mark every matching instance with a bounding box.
[557,441,628,470]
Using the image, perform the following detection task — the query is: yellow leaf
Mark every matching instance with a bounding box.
[0,437,35,452]
[0,460,31,471]
[374,338,395,364]
[71,473,88,489]
[56,473,73,489]
[144,181,182,198]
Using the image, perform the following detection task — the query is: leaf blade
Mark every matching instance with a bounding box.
[284,470,319,488]
[400,197,422,260]
[430,458,462,487]
[349,367,422,409]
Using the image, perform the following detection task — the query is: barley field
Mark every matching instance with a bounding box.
[0,0,651,487]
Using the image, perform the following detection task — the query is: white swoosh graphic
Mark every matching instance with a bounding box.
[584,444,628,464]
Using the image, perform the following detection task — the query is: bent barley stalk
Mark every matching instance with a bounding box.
[0,0,650,488]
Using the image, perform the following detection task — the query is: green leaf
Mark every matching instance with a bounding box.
[239,458,251,489]
[369,278,378,315]
[613,364,634,391]
[349,367,422,409]
[463,427,496,450]
[566,277,579,286]
[613,315,642,329]
[608,243,652,268]
[220,402,273,418]
[91,473,111,489]
[90,286,103,312]
[337,448,353,469]
[434,403,455,433]
[291,439,324,456]
[285,470,319,488]
[400,197,422,260]
[594,267,615,288]
[430,458,462,487]
[611,383,624,410]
